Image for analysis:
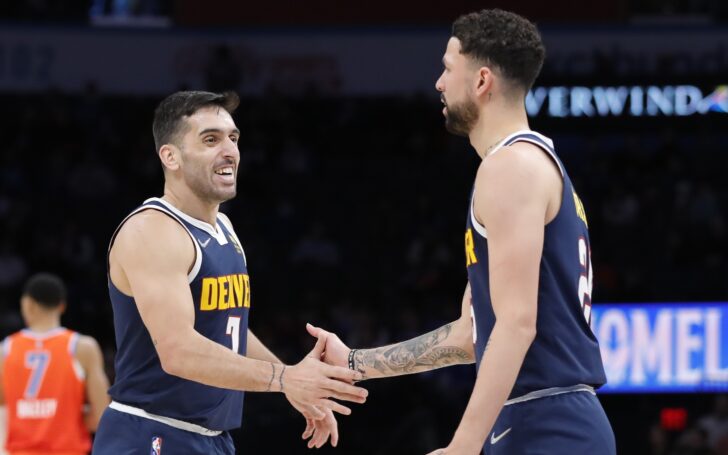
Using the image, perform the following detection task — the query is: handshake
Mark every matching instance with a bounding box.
[278,323,364,449]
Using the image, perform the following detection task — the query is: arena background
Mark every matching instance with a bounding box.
[1,1,727,453]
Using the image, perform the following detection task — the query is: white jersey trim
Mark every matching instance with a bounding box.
[504,384,595,406]
[20,327,66,340]
[109,401,223,436]
[470,198,488,239]
[490,129,564,177]
[127,205,203,283]
[2,337,10,356]
[147,198,228,246]
[217,212,247,266]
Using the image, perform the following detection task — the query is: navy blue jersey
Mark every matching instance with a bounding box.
[465,131,606,399]
[107,198,250,431]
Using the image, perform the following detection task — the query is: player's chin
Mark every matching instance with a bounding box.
[213,187,237,203]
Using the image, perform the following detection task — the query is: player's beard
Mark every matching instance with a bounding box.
[444,95,479,137]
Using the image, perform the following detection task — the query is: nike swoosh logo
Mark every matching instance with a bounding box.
[490,427,511,445]
[199,238,211,248]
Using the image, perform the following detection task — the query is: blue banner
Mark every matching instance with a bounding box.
[593,303,728,393]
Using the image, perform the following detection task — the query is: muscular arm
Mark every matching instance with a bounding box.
[246,330,281,363]
[75,335,110,432]
[350,284,475,380]
[448,144,560,452]
[110,210,365,408]
[110,210,279,392]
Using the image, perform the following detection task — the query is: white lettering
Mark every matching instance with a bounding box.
[570,86,594,117]
[630,310,672,384]
[593,86,629,116]
[674,85,702,116]
[548,87,569,117]
[676,309,702,384]
[705,309,728,382]
[598,310,630,384]
[16,399,57,419]
[525,87,548,116]
[647,86,674,116]
[630,86,644,116]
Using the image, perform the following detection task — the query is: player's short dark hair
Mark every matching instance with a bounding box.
[452,9,545,94]
[152,90,240,152]
[23,273,66,309]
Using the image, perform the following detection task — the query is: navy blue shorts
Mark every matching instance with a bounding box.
[485,391,615,455]
[92,407,235,455]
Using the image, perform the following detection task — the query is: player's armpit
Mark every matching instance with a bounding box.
[75,335,110,432]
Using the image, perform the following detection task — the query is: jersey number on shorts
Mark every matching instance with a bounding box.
[24,350,50,398]
[578,236,593,323]
[226,316,241,353]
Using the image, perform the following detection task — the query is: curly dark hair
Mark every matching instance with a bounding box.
[452,9,545,94]
[152,90,240,152]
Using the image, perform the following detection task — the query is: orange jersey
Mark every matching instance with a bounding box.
[2,328,90,455]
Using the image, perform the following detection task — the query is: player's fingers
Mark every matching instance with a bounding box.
[306,322,325,338]
[329,414,339,447]
[308,333,328,358]
[319,399,351,416]
[323,379,368,402]
[302,418,315,439]
[324,364,363,383]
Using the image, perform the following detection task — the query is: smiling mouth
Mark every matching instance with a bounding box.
[214,166,234,177]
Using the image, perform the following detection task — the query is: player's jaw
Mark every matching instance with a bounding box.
[442,93,479,137]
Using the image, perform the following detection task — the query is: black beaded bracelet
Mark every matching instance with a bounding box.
[348,349,357,371]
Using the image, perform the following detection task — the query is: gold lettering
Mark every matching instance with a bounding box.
[465,229,478,267]
[243,274,251,308]
[218,276,229,310]
[200,278,218,311]
[232,274,243,308]
[573,189,588,227]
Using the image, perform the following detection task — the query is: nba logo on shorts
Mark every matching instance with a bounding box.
[150,436,163,455]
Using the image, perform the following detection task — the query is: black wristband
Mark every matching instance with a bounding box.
[348,349,357,371]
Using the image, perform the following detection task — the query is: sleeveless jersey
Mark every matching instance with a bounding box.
[465,130,606,399]
[2,328,91,454]
[107,197,250,431]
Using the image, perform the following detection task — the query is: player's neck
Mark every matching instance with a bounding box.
[469,105,530,159]
[162,185,219,227]
[26,317,61,333]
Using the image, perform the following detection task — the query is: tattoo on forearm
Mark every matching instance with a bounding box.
[266,363,276,392]
[279,365,286,392]
[352,323,473,378]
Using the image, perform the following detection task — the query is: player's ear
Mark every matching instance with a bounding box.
[58,301,67,315]
[474,66,493,98]
[159,144,181,171]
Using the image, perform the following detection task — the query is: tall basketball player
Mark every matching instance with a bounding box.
[0,273,110,455]
[92,91,367,454]
[307,9,616,455]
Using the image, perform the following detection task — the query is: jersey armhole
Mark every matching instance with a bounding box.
[108,206,202,285]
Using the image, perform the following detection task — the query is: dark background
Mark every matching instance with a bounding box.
[0,1,727,454]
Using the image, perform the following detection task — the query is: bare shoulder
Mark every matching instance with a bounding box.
[479,141,558,183]
[75,334,103,363]
[473,142,563,228]
[112,209,194,265]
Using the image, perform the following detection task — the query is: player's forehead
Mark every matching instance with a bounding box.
[442,37,465,65]
[185,105,237,134]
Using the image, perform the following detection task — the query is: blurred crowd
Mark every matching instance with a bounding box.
[0,86,726,453]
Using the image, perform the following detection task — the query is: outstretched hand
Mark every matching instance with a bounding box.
[286,397,340,448]
[306,323,351,370]
[282,333,367,417]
